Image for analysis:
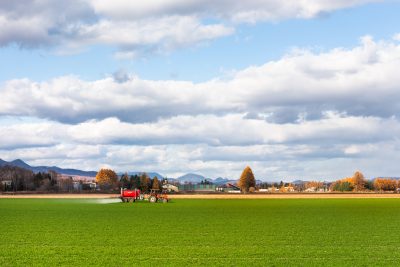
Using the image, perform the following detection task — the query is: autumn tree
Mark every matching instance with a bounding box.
[95,168,118,190]
[374,178,397,191]
[238,166,256,193]
[352,171,366,192]
[139,173,151,193]
[331,171,367,192]
[152,177,161,191]
[305,181,324,191]
[278,185,286,192]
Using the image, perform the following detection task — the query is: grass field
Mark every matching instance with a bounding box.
[1,198,400,266]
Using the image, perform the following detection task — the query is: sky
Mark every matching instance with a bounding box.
[1,0,400,181]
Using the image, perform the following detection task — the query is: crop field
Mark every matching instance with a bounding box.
[1,198,400,266]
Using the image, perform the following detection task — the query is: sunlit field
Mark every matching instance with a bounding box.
[1,198,400,266]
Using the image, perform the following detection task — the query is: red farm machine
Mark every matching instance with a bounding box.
[120,188,169,203]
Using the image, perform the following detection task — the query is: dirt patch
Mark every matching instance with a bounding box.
[2,193,400,199]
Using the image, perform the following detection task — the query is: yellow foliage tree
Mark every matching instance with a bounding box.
[279,185,287,193]
[95,168,118,189]
[352,171,366,192]
[331,171,367,192]
[374,178,397,191]
[305,181,324,191]
[152,177,161,191]
[238,166,256,193]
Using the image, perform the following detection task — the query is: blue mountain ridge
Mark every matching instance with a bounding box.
[0,158,239,183]
[0,158,97,177]
[118,172,164,180]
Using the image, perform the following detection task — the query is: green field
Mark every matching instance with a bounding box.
[1,198,400,266]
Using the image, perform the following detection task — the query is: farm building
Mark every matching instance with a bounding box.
[216,183,241,193]
[1,180,12,191]
[178,183,216,192]
[73,181,97,191]
[162,184,179,193]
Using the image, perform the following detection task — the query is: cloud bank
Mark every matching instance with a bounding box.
[0,0,378,55]
[1,36,399,124]
[1,35,400,179]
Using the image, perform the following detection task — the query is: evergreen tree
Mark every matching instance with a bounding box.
[139,173,151,193]
[120,172,130,188]
[33,172,43,189]
[130,175,140,189]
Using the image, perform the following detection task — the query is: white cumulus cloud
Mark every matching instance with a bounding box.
[0,0,379,54]
[1,36,400,123]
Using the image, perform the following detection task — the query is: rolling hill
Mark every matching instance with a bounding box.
[0,158,97,177]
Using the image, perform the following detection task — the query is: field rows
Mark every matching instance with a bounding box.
[1,198,400,266]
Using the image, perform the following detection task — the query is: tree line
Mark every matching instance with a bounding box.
[3,164,400,194]
[234,167,400,193]
[95,168,163,192]
[330,171,400,192]
[0,165,164,193]
[0,166,58,192]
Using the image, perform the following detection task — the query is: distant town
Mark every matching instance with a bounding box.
[1,158,400,194]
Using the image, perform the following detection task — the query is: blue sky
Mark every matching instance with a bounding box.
[2,2,400,83]
[1,1,400,180]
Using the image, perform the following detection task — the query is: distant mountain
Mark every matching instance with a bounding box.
[0,158,7,165]
[0,158,29,169]
[9,159,31,169]
[292,180,306,185]
[121,172,164,180]
[213,177,230,184]
[178,173,210,183]
[164,177,179,183]
[176,174,240,184]
[213,177,238,185]
[0,158,256,184]
[0,159,169,179]
[37,166,97,177]
[0,158,97,177]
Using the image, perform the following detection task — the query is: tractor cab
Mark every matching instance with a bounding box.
[149,189,169,203]
[150,189,159,194]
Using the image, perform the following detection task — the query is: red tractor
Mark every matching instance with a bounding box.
[120,188,169,203]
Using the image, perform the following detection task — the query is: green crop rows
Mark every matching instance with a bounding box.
[1,198,400,266]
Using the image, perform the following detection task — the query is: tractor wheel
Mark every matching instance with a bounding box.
[163,198,168,203]
[149,196,157,203]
